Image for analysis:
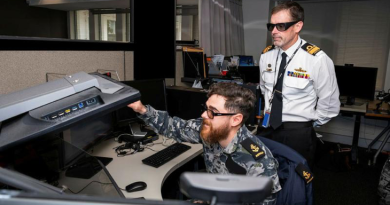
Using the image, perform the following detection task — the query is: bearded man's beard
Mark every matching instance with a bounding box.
[200,118,230,144]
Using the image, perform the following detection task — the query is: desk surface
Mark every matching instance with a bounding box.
[340,102,367,113]
[91,136,203,200]
[366,100,390,118]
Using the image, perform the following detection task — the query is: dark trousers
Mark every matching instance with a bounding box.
[257,122,317,170]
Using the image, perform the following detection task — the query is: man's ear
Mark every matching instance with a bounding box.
[294,21,303,33]
[231,114,243,127]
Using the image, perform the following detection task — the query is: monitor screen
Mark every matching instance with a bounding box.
[335,65,377,102]
[117,79,168,121]
[238,66,260,84]
[239,56,254,66]
[62,113,114,167]
[183,51,207,79]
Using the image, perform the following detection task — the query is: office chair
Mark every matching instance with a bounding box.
[257,136,313,205]
[180,172,273,205]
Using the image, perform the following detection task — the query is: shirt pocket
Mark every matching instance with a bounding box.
[283,76,312,100]
[261,71,275,90]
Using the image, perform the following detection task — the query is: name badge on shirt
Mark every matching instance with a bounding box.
[265,64,273,72]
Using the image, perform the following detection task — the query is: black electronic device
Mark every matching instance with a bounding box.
[182,47,207,79]
[0,72,140,151]
[335,65,378,105]
[125,181,147,193]
[0,72,137,198]
[142,143,191,168]
[180,172,273,204]
[65,156,112,179]
[62,112,114,168]
[238,55,254,66]
[238,66,260,84]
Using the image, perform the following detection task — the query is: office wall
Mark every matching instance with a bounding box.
[0,51,134,95]
[299,1,390,150]
[300,0,390,91]
[242,0,271,63]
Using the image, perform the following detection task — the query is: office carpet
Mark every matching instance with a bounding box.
[313,141,387,205]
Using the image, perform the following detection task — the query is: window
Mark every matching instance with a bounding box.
[176,3,199,42]
[0,0,133,44]
[71,10,131,42]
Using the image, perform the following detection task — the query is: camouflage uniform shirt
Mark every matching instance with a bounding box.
[139,105,281,204]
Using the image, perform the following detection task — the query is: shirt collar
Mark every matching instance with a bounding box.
[280,36,301,58]
[223,126,246,154]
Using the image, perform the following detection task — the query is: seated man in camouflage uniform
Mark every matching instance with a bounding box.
[128,82,281,204]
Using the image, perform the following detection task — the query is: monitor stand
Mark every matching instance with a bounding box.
[65,156,112,179]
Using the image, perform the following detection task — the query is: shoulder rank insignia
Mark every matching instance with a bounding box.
[301,43,321,56]
[241,138,265,160]
[262,45,275,54]
[295,163,314,184]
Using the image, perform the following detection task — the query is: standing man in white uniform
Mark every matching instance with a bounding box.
[258,1,340,168]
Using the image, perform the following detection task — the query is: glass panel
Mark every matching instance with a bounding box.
[0,0,132,43]
[76,10,90,40]
[101,14,117,41]
[176,1,199,43]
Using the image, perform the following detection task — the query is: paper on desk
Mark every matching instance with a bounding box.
[192,80,203,88]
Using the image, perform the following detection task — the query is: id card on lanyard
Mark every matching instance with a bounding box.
[262,41,302,128]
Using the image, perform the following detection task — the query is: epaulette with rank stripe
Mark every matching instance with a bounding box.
[301,43,321,56]
[241,138,265,160]
[262,45,275,54]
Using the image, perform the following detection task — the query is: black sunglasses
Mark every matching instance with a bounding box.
[202,104,237,119]
[267,21,299,31]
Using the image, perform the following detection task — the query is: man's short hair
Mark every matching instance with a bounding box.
[207,82,256,125]
[272,1,304,22]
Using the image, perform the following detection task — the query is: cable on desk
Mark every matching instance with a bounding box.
[62,181,113,194]
[162,136,176,146]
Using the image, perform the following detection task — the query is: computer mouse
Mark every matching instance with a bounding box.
[125,181,147,193]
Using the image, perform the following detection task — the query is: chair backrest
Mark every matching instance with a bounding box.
[257,136,313,205]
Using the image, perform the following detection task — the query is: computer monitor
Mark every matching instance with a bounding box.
[117,79,168,122]
[238,56,254,66]
[62,112,114,168]
[334,65,378,105]
[0,114,124,198]
[238,66,260,84]
[183,47,207,79]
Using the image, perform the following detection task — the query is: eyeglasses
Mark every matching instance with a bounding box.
[202,104,237,119]
[266,21,299,32]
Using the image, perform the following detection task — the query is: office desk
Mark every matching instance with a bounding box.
[91,136,203,200]
[340,102,367,163]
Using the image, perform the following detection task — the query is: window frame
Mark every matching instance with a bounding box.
[0,0,134,51]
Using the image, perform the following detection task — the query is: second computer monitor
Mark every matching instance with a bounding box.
[118,79,168,121]
[335,65,377,104]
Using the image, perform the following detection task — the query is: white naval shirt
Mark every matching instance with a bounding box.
[259,36,340,126]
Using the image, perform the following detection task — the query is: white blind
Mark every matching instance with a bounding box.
[300,0,390,91]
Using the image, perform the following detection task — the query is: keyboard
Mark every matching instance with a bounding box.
[142,143,191,168]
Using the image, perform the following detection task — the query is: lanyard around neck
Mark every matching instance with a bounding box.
[269,40,303,104]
